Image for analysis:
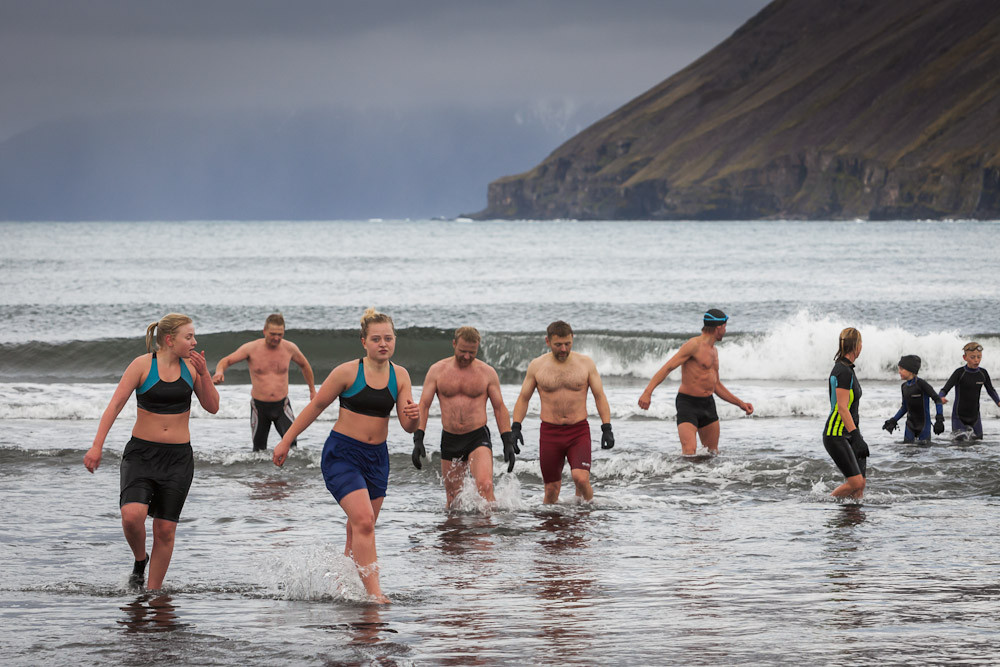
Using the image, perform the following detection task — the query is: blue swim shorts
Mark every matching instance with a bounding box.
[321,430,389,502]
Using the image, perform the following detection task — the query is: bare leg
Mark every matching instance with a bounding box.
[441,458,468,508]
[467,446,496,502]
[339,489,388,603]
[147,518,177,590]
[120,503,149,561]
[698,421,721,454]
[543,480,561,504]
[677,422,699,455]
[831,474,866,499]
[570,468,593,501]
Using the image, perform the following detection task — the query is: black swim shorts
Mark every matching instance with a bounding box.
[675,393,719,428]
[440,426,492,462]
[822,434,866,479]
[119,437,194,522]
[251,397,296,451]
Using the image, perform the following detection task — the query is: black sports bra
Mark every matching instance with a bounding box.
[339,359,398,418]
[136,353,194,414]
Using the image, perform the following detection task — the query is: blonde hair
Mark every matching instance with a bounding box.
[145,313,193,352]
[454,326,481,344]
[835,327,862,362]
[360,307,395,338]
[963,341,982,353]
[265,313,285,328]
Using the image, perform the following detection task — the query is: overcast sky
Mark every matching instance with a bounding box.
[1,0,770,140]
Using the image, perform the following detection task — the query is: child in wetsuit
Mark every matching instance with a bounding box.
[938,342,1000,440]
[882,355,944,444]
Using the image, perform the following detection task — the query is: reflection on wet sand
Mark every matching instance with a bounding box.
[118,593,182,634]
[245,478,291,502]
[528,508,599,664]
[821,503,868,633]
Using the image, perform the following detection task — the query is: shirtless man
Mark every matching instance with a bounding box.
[412,326,517,506]
[213,313,317,451]
[638,309,753,455]
[511,321,614,504]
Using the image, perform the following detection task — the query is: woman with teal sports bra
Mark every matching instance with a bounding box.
[273,307,419,603]
[84,313,219,591]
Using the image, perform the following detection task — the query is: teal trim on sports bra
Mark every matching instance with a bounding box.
[138,353,194,394]
[342,359,398,400]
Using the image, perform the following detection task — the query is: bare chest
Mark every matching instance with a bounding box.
[437,371,488,400]
[248,349,291,376]
[537,366,588,393]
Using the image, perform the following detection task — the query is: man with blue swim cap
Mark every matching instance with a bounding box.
[638,309,753,455]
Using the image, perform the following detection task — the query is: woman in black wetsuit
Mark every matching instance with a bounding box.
[84,313,220,590]
[822,327,868,499]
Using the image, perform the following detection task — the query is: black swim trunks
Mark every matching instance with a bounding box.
[119,437,194,522]
[675,393,719,428]
[822,434,866,479]
[440,426,492,462]
[251,397,296,451]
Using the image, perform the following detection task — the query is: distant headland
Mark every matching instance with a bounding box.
[473,0,1000,220]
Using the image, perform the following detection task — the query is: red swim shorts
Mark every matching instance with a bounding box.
[539,419,592,484]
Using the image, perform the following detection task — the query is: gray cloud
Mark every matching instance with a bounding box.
[1,1,769,136]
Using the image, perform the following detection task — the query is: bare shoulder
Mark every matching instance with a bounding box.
[474,359,500,379]
[393,363,412,385]
[572,352,597,368]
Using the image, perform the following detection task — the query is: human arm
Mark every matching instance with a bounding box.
[917,379,944,414]
[273,364,348,466]
[412,366,439,469]
[638,342,693,409]
[212,344,250,384]
[394,366,420,433]
[884,398,906,433]
[486,367,518,470]
[188,351,220,414]
[509,361,539,450]
[84,356,146,472]
[714,380,753,416]
[938,367,962,402]
[836,386,868,457]
[982,369,1000,406]
[289,343,317,400]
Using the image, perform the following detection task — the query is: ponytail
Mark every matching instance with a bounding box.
[145,313,193,352]
[835,327,862,362]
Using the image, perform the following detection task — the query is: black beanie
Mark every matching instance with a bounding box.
[899,355,921,374]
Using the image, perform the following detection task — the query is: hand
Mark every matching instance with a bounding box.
[188,350,209,377]
[940,396,948,404]
[401,399,420,421]
[211,370,225,385]
[933,414,945,435]
[882,418,898,433]
[511,421,524,453]
[638,390,652,410]
[600,423,615,450]
[411,429,426,470]
[83,445,102,473]
[848,429,869,458]
[741,402,754,416]
[273,441,291,467]
[500,430,518,473]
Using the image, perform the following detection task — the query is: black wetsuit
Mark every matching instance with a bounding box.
[890,377,943,443]
[938,366,1000,439]
[823,358,865,478]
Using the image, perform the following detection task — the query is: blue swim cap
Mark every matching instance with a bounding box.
[703,309,728,327]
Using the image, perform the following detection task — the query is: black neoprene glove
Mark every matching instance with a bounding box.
[933,414,945,435]
[882,418,898,433]
[511,421,524,453]
[600,423,615,449]
[500,430,519,473]
[411,429,426,470]
[848,429,869,458]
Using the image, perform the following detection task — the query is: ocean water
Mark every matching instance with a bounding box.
[2,218,999,665]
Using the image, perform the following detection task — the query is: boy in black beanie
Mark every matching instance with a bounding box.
[883,355,944,444]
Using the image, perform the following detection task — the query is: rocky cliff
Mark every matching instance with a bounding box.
[476,0,1000,220]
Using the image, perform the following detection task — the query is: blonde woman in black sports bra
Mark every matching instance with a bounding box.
[273,307,419,603]
[84,313,219,591]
